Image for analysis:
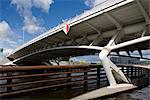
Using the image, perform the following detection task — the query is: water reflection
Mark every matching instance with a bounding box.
[99,86,150,100]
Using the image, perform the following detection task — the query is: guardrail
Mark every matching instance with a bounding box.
[0,65,106,97]
[0,64,149,98]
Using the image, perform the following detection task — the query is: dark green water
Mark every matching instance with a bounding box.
[1,70,149,100]
[3,84,149,100]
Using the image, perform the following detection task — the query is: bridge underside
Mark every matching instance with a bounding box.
[13,40,149,65]
[8,0,149,65]
[5,0,150,99]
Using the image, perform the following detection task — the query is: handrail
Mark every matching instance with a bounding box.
[0,65,99,72]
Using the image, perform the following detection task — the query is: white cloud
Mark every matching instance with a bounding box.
[0,21,15,41]
[11,0,53,34]
[84,0,95,8]
[23,16,46,34]
[3,48,14,56]
[0,21,20,56]
[93,0,108,6]
[32,0,53,13]
[0,21,13,42]
[84,0,113,8]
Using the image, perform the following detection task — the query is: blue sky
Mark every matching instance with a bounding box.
[0,0,149,59]
[0,0,100,55]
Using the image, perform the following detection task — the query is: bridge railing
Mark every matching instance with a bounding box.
[0,64,149,98]
[0,65,107,97]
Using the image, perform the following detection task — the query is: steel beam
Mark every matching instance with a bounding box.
[70,39,78,45]
[85,22,104,46]
[78,35,90,45]
[86,22,102,35]
[90,34,103,46]
[136,0,150,25]
[141,28,146,37]
[136,0,150,37]
[110,36,150,50]
[116,51,120,56]
[107,30,123,46]
[99,29,130,86]
[126,50,131,57]
[99,48,117,86]
[138,49,143,58]
[104,13,122,30]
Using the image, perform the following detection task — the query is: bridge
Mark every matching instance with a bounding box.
[4,0,150,99]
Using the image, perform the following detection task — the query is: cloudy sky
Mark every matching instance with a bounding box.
[0,0,149,59]
[1,0,106,55]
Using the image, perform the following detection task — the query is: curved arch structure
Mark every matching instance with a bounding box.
[13,46,103,64]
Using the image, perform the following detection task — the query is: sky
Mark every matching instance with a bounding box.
[0,0,106,55]
[0,0,149,59]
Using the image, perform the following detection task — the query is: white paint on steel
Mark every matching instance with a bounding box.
[132,65,150,69]
[71,84,137,100]
[106,30,121,46]
[86,22,101,35]
[104,13,122,30]
[85,22,103,46]
[13,46,104,62]
[110,36,150,50]
[99,48,117,86]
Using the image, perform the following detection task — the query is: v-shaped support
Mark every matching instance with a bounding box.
[99,48,129,87]
[99,34,150,87]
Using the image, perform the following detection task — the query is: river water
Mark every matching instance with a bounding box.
[100,86,150,100]
[1,69,149,100]
[4,85,149,100]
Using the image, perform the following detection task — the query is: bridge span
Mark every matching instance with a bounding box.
[8,0,149,65]
[3,0,150,99]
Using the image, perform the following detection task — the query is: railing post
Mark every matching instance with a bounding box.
[141,68,143,77]
[138,67,140,77]
[7,72,12,92]
[131,67,133,78]
[67,68,71,88]
[97,66,100,87]
[134,67,137,78]
[84,68,88,90]
[126,67,129,77]
[121,66,124,73]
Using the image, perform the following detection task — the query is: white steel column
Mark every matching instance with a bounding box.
[99,47,117,86]
[99,47,129,86]
[99,34,150,87]
[110,36,150,50]
[99,12,127,86]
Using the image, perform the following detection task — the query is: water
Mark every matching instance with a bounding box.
[2,85,149,100]
[99,86,150,100]
[1,68,149,100]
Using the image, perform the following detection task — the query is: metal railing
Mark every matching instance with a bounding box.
[0,64,149,98]
[0,65,106,97]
